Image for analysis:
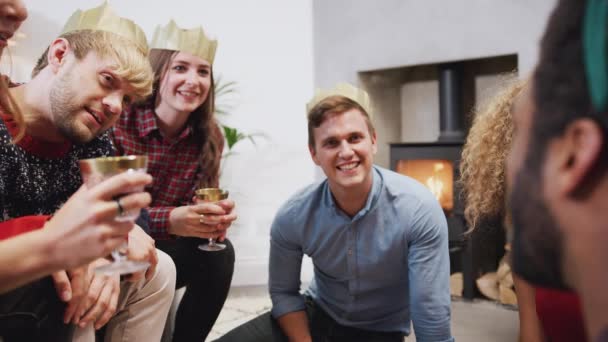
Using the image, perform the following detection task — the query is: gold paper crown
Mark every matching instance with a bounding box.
[60,2,148,54]
[306,83,373,118]
[150,20,218,64]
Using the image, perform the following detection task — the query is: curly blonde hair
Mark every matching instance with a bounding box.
[460,76,525,230]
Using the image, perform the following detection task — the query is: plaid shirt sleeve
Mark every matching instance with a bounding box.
[148,205,175,240]
[150,124,223,239]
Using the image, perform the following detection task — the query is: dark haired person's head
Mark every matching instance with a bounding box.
[507,0,608,289]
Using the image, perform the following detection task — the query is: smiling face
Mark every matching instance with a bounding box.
[309,108,377,196]
[50,51,136,143]
[155,51,212,119]
[0,0,27,53]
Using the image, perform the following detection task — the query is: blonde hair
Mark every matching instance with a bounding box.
[460,76,525,230]
[32,30,153,100]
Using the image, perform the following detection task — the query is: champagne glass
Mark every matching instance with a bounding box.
[79,155,151,274]
[195,188,229,252]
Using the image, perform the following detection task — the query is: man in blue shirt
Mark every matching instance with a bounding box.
[218,83,453,342]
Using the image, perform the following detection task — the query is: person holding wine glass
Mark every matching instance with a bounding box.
[0,3,178,341]
[218,83,453,342]
[0,0,154,293]
[111,20,237,341]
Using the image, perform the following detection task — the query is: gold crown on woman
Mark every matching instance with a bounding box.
[150,20,218,65]
[60,1,148,54]
[306,83,373,118]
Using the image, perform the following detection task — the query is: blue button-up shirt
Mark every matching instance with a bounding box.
[269,166,453,341]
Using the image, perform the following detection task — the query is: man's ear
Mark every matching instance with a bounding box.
[309,144,320,166]
[546,118,604,196]
[47,38,70,73]
[371,131,377,155]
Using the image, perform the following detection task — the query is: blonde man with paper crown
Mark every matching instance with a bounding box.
[111,20,236,341]
[218,84,453,342]
[0,3,177,341]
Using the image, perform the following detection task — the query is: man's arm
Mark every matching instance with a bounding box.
[407,202,454,342]
[268,216,310,341]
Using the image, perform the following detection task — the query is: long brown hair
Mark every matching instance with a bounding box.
[0,76,24,142]
[145,49,222,187]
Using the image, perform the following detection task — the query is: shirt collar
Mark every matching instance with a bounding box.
[0,107,72,159]
[133,105,193,142]
[134,106,159,138]
[323,165,383,221]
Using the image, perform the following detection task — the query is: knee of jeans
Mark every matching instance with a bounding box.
[155,249,177,297]
[193,239,235,280]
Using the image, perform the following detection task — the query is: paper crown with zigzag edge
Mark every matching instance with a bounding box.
[306,83,373,119]
[60,2,148,54]
[150,20,218,65]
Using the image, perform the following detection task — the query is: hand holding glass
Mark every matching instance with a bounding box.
[79,155,150,274]
[195,188,229,252]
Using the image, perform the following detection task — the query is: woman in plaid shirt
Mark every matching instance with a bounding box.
[111,23,237,341]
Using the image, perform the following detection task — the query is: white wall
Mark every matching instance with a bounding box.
[313,0,557,167]
[11,0,316,286]
[313,0,556,81]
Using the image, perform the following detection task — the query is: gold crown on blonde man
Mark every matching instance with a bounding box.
[307,83,373,119]
[150,19,218,65]
[60,1,149,53]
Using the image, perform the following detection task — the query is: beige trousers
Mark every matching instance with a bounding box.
[73,249,177,342]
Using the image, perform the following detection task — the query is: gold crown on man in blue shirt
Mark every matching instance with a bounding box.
[306,83,373,119]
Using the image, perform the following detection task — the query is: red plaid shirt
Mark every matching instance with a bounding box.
[111,105,223,240]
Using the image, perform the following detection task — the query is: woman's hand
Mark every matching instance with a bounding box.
[168,200,237,239]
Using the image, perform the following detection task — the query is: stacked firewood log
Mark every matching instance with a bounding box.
[450,246,517,305]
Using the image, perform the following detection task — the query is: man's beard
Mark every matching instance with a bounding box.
[509,164,569,289]
[49,71,95,144]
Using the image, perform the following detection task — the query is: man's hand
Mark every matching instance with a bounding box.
[52,266,90,316]
[125,224,157,282]
[74,259,120,329]
[46,172,153,271]
[52,259,121,330]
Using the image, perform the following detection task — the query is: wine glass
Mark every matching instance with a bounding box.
[79,155,151,274]
[195,188,229,252]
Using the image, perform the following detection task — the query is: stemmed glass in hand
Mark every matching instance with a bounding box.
[195,188,229,252]
[79,155,151,275]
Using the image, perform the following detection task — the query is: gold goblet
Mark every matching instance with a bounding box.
[195,188,229,252]
[79,155,150,274]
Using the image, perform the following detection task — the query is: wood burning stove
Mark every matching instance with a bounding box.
[390,63,474,299]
